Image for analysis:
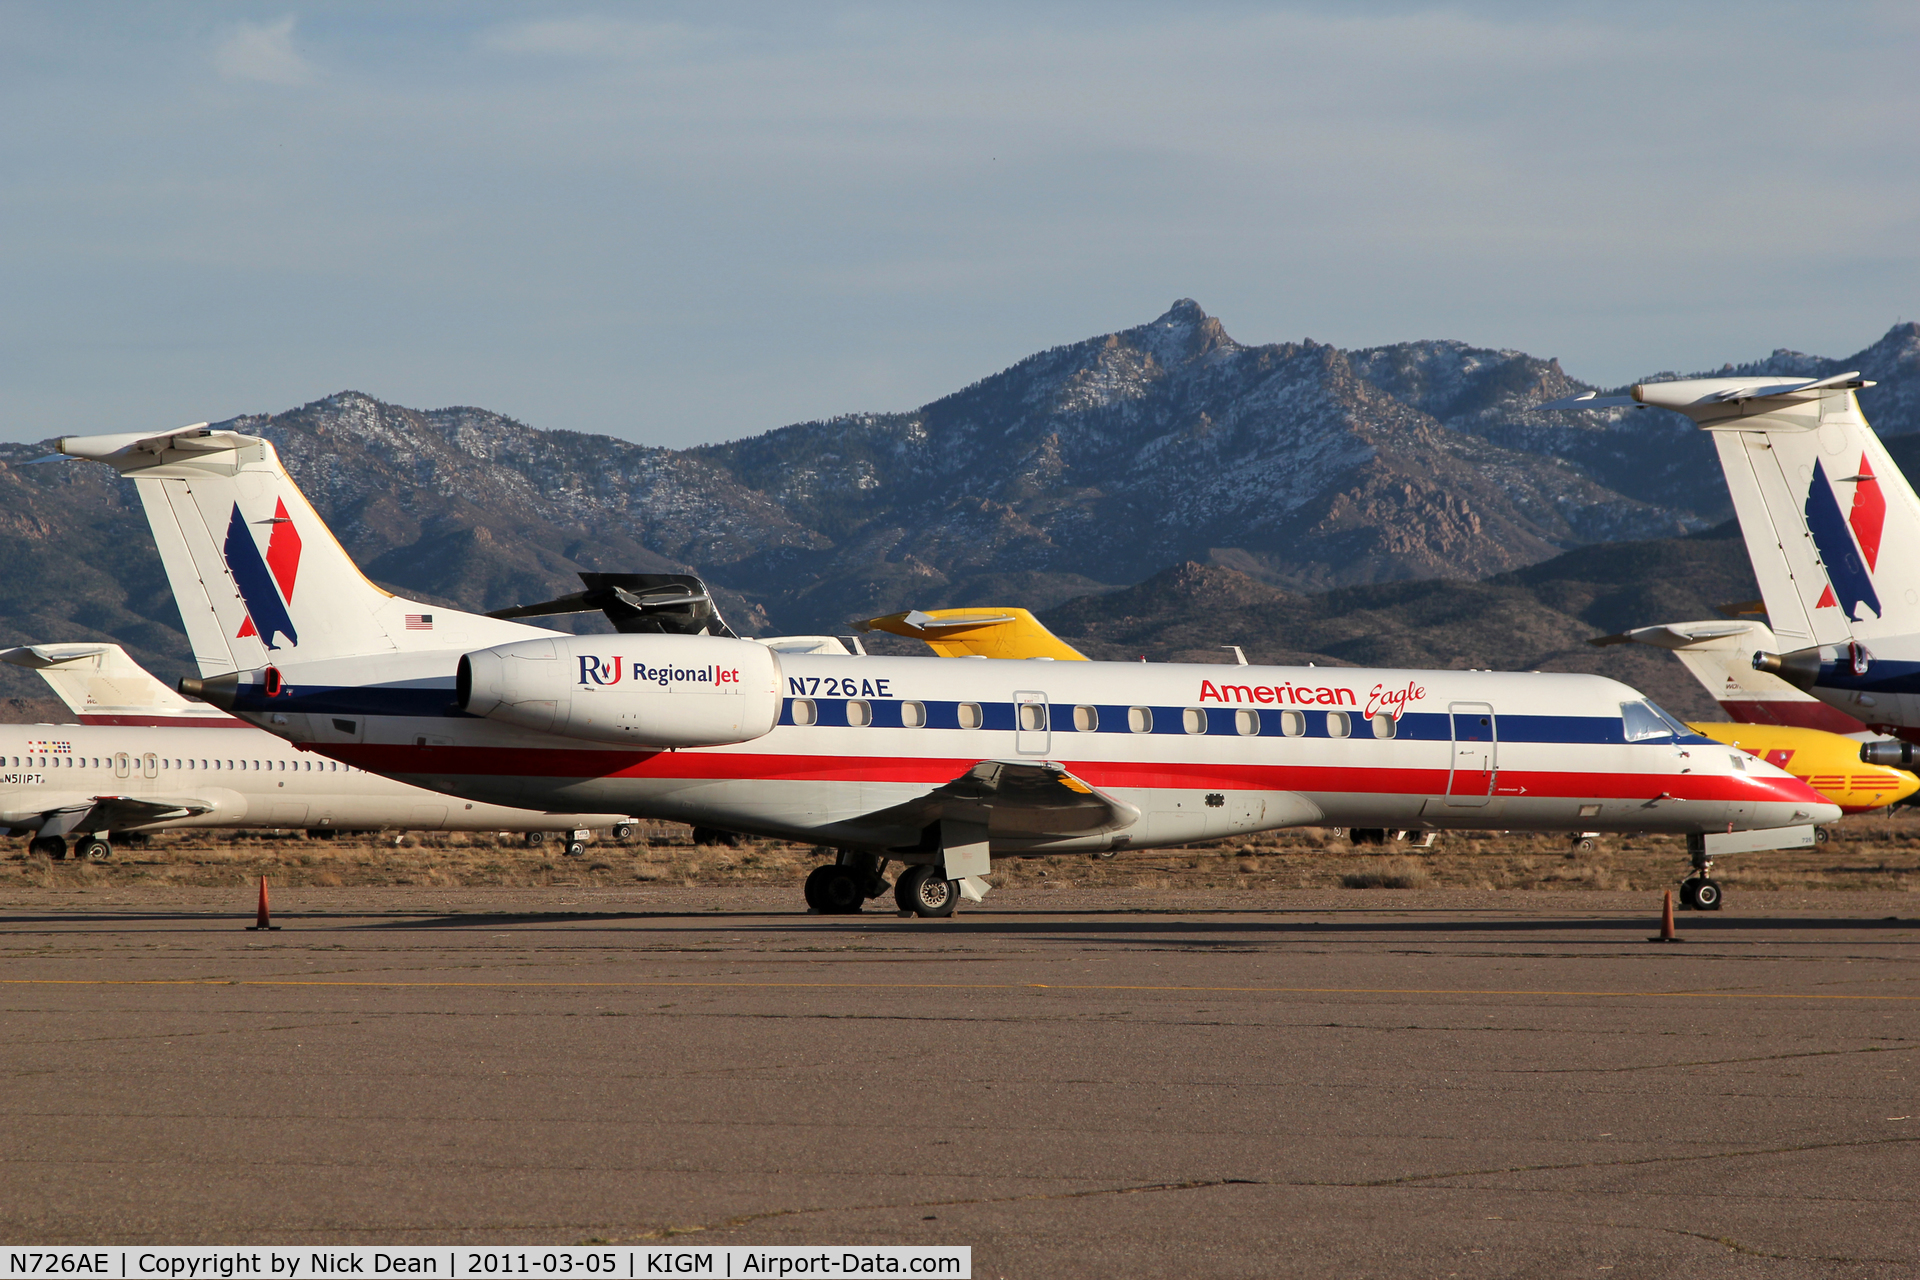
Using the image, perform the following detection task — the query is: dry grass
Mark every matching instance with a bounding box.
[6,813,1920,895]
[1340,858,1432,890]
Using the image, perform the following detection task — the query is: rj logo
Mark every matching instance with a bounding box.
[578,655,623,685]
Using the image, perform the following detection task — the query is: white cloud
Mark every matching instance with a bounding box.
[214,16,314,85]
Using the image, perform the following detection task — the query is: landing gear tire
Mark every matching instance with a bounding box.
[1679,877,1722,911]
[74,837,111,861]
[613,822,637,843]
[524,831,547,848]
[1349,827,1387,846]
[30,836,66,860]
[804,864,864,914]
[564,839,587,858]
[1815,826,1831,844]
[894,865,958,918]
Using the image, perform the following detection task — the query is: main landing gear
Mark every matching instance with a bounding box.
[893,865,958,918]
[1678,848,1722,912]
[803,851,892,915]
[803,852,965,918]
[29,835,67,860]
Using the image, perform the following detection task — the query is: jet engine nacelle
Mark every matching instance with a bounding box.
[458,633,783,748]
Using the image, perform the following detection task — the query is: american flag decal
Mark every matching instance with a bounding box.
[405,614,434,630]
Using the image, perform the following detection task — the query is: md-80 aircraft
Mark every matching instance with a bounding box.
[1,642,635,859]
[1544,373,1920,770]
[55,423,1837,913]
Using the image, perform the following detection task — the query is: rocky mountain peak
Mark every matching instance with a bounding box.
[1131,298,1240,366]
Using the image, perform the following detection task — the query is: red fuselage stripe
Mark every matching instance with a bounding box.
[330,745,1820,806]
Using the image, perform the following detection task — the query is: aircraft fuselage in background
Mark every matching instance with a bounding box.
[0,720,631,854]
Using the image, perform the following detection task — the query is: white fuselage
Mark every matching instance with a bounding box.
[236,650,1835,853]
[0,720,628,838]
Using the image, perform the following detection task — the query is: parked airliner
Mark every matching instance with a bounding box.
[56,423,1837,913]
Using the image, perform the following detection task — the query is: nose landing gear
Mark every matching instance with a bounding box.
[1678,848,1722,911]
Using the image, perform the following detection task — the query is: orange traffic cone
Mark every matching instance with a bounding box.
[1647,889,1680,943]
[246,875,280,931]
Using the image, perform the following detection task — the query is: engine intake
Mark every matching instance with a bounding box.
[458,634,782,748]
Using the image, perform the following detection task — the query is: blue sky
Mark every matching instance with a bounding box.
[3,2,1916,447]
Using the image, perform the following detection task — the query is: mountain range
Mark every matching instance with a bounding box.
[3,301,1917,720]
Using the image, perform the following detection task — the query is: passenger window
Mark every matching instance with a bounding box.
[847,699,872,727]
[790,698,817,726]
[1182,708,1206,734]
[1281,710,1305,737]
[1620,701,1672,743]
[1327,712,1351,738]
[1128,707,1153,733]
[901,701,926,728]
[1235,709,1259,736]
[1019,703,1047,731]
[1074,705,1098,732]
[1371,713,1396,739]
[958,702,983,729]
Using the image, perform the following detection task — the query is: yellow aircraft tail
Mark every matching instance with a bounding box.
[857,608,1088,661]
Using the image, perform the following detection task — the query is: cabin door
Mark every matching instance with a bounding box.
[1014,690,1052,756]
[1446,702,1497,806]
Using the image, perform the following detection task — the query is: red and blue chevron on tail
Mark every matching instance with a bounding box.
[1805,455,1884,623]
[223,498,302,650]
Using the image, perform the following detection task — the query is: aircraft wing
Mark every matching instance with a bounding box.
[47,795,212,832]
[850,759,1140,841]
[83,795,213,826]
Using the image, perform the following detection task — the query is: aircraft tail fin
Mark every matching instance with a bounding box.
[57,425,545,675]
[0,642,241,726]
[857,607,1090,660]
[1617,374,1920,649]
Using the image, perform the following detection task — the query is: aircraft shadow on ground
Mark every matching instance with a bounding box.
[3,909,1915,940]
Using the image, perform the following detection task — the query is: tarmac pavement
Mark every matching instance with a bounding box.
[1,886,1916,1277]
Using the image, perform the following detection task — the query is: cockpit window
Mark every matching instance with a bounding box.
[1620,701,1673,743]
[1648,702,1697,738]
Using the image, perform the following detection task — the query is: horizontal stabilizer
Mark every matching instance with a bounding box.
[1534,391,1641,410]
[487,573,735,637]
